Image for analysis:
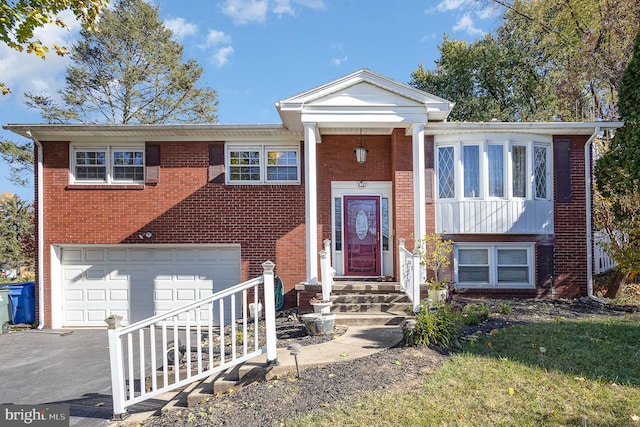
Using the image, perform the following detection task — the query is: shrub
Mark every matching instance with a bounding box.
[462,303,490,325]
[405,303,463,349]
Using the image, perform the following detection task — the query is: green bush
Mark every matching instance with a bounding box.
[405,303,463,349]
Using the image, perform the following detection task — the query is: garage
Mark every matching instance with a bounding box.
[59,245,241,327]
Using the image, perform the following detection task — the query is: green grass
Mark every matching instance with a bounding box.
[285,316,640,426]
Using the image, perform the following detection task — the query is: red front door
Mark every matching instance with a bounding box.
[344,196,381,276]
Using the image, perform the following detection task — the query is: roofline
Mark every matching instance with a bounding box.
[3,123,299,140]
[425,121,624,136]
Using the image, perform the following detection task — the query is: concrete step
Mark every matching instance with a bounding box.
[333,312,412,326]
[331,303,412,313]
[330,282,401,293]
[331,293,410,304]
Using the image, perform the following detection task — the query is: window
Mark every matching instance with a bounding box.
[534,145,548,199]
[512,145,527,198]
[497,249,529,284]
[435,138,550,201]
[382,198,389,251]
[458,248,489,283]
[488,144,504,197]
[438,146,455,198]
[72,146,144,184]
[456,244,534,288]
[75,150,106,180]
[334,198,342,251]
[463,145,480,198]
[113,150,144,181]
[227,145,299,184]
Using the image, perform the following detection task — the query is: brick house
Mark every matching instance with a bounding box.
[4,69,621,328]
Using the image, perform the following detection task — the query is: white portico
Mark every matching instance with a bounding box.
[275,69,454,283]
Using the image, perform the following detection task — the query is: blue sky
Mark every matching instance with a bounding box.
[0,0,502,201]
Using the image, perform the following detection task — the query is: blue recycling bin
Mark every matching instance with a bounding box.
[2,282,36,324]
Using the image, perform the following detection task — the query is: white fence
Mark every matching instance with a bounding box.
[594,232,616,274]
[398,239,421,313]
[106,261,278,420]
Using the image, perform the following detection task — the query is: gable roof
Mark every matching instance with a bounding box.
[276,68,454,132]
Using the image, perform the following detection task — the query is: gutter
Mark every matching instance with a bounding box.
[584,127,607,304]
[26,130,46,329]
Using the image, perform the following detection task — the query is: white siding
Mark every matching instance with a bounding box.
[436,200,554,234]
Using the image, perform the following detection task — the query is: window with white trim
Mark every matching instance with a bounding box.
[226,145,299,184]
[435,139,550,201]
[455,244,534,288]
[72,146,144,184]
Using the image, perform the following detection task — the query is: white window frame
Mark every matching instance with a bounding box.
[71,145,145,184]
[454,243,535,289]
[533,144,551,201]
[434,136,552,202]
[436,145,456,199]
[225,144,300,185]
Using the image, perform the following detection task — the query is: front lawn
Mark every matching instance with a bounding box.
[287,316,640,426]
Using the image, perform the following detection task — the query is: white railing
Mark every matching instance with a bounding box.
[594,231,616,274]
[319,239,334,300]
[106,261,278,420]
[398,239,421,313]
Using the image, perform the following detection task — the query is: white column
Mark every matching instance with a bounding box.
[412,123,426,242]
[304,123,319,284]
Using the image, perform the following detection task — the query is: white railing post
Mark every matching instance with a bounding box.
[105,315,127,420]
[321,239,333,300]
[398,239,407,292]
[262,261,279,366]
[411,249,422,312]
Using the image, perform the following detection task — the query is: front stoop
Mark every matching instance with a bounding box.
[297,281,415,326]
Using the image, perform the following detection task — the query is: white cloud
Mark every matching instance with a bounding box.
[427,0,467,14]
[0,11,79,99]
[274,0,325,16]
[220,0,269,25]
[164,17,198,39]
[330,56,347,66]
[213,46,234,68]
[453,14,483,35]
[476,6,500,20]
[204,29,232,47]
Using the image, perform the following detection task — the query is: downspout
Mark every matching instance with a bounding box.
[585,126,607,304]
[26,130,46,328]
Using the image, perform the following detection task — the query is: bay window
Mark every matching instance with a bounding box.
[435,137,550,201]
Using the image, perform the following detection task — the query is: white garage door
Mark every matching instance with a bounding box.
[60,246,241,327]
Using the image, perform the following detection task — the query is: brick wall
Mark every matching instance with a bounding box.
[553,135,589,298]
[39,140,306,325]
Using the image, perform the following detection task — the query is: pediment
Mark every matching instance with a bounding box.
[276,69,453,131]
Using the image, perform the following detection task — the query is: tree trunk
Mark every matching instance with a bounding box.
[603,270,629,299]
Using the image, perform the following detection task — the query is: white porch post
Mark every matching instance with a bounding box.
[304,123,319,284]
[412,123,426,242]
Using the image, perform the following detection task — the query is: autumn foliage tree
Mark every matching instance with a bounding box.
[0,0,108,95]
[594,29,640,298]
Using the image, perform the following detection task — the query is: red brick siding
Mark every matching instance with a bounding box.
[553,135,589,298]
[39,140,306,326]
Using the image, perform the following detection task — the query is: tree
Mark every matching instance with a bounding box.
[412,0,640,121]
[0,0,108,95]
[594,30,640,298]
[25,0,218,124]
[0,193,35,270]
[410,35,558,121]
[0,140,34,187]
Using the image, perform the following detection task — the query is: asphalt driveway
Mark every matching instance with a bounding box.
[0,328,168,426]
